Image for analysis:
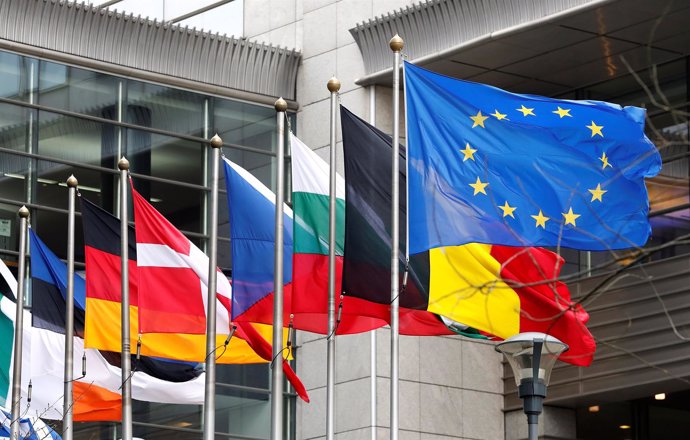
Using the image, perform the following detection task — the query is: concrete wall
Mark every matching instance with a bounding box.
[244,2,508,439]
[295,329,506,440]
[505,407,576,440]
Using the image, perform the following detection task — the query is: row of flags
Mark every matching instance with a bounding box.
[0,232,205,424]
[226,104,598,366]
[1,59,661,435]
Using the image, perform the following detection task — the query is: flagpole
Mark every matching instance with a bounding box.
[271,97,288,440]
[369,85,378,440]
[118,157,133,440]
[389,34,404,440]
[203,134,223,440]
[63,175,78,440]
[326,76,341,440]
[9,206,29,440]
[401,61,410,273]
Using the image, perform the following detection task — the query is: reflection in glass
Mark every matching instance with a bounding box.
[0,103,32,152]
[214,99,276,152]
[217,363,269,390]
[127,80,204,135]
[0,52,36,101]
[126,128,205,185]
[132,179,204,234]
[133,401,202,432]
[35,159,108,212]
[37,111,109,166]
[216,390,270,440]
[39,61,118,118]
[33,208,86,263]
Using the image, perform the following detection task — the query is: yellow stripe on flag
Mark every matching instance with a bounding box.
[85,298,288,364]
[427,244,520,339]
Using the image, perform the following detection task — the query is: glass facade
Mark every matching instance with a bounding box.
[576,390,690,439]
[0,49,294,440]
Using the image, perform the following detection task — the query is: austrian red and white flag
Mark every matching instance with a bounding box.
[130,181,309,401]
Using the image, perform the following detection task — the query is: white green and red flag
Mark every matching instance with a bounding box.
[290,134,388,334]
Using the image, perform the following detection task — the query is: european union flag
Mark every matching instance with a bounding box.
[404,62,662,254]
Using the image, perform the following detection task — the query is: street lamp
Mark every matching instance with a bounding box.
[495,332,569,440]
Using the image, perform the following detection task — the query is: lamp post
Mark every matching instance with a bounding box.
[495,332,569,440]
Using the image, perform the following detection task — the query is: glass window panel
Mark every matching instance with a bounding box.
[125,129,205,185]
[217,363,269,389]
[0,52,21,98]
[0,52,36,101]
[37,110,117,169]
[0,151,29,203]
[126,80,205,135]
[38,61,66,91]
[39,61,119,118]
[0,204,21,259]
[132,178,205,234]
[215,388,270,439]
[72,421,116,439]
[133,401,202,431]
[35,159,108,213]
[0,102,33,152]
[576,401,632,439]
[132,425,202,440]
[33,208,86,264]
[214,99,277,153]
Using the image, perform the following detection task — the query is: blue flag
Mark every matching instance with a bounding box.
[0,410,61,440]
[223,157,293,321]
[404,62,661,253]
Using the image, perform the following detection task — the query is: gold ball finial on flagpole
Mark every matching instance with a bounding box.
[66,174,78,188]
[389,34,404,52]
[210,134,223,149]
[275,97,288,112]
[18,205,29,218]
[118,157,130,171]
[327,77,341,93]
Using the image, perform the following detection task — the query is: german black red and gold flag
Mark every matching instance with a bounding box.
[80,196,267,364]
[29,229,206,421]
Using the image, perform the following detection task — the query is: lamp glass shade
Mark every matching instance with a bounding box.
[495,332,568,387]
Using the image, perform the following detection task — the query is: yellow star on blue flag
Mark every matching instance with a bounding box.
[403,61,662,253]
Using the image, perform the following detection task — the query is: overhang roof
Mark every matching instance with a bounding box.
[350,0,690,97]
[0,0,301,103]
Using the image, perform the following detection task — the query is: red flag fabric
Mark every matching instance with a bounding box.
[491,246,596,366]
[131,181,309,400]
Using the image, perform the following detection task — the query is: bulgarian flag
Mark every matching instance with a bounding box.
[227,140,451,336]
[290,134,387,334]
